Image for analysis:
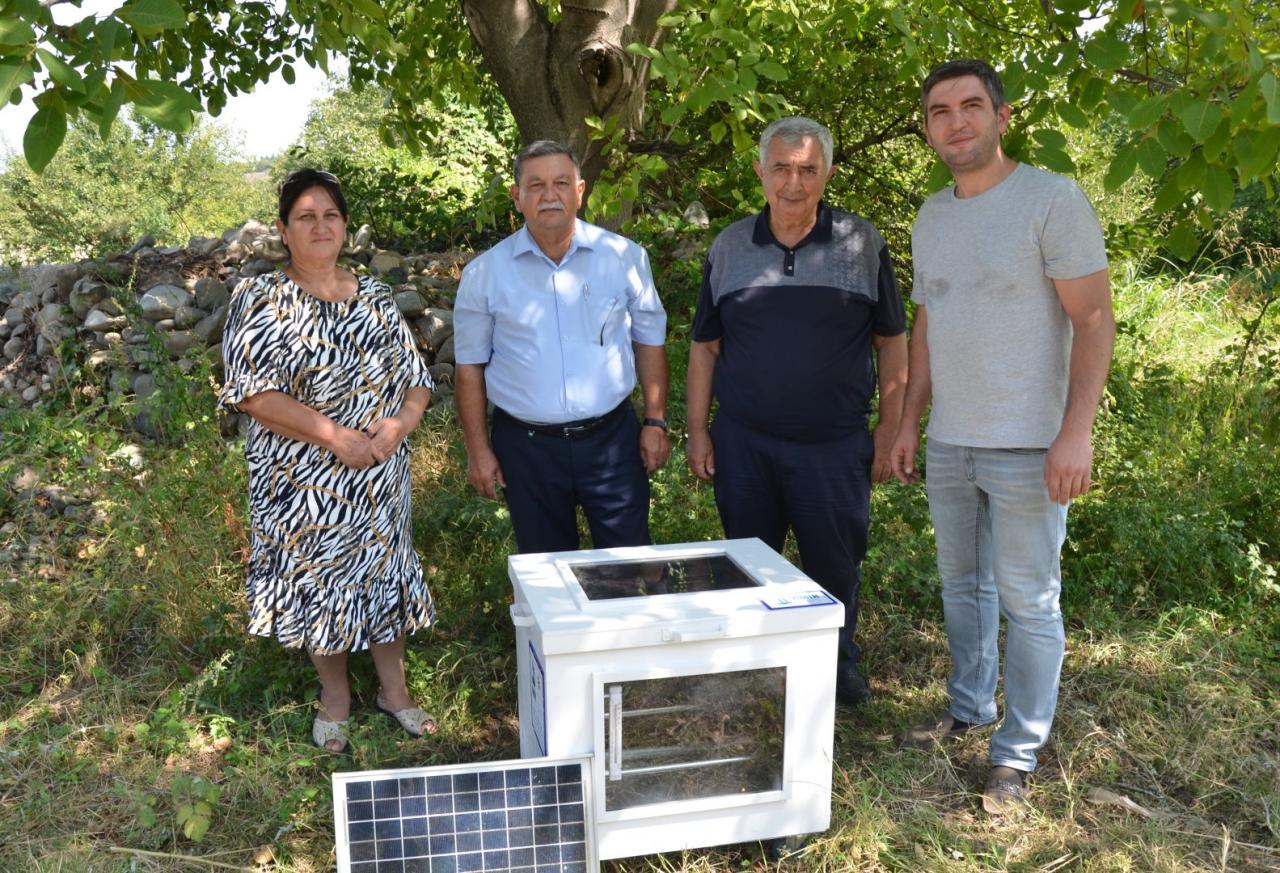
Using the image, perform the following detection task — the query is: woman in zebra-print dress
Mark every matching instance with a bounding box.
[219,169,436,752]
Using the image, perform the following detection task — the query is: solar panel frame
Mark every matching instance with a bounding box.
[333,754,598,873]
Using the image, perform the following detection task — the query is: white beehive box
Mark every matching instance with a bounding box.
[508,538,843,861]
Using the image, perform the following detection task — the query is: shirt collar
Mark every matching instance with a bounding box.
[751,201,834,249]
[513,218,597,262]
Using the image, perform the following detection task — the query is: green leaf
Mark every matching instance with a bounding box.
[117,0,186,36]
[1202,117,1231,161]
[1177,98,1223,142]
[755,60,788,81]
[1166,220,1199,260]
[1201,164,1233,212]
[1084,32,1128,71]
[130,79,198,132]
[1191,7,1228,27]
[0,59,33,104]
[1107,89,1138,117]
[98,78,125,138]
[35,48,84,93]
[1262,72,1280,125]
[1079,75,1105,110]
[659,102,684,125]
[1003,66,1026,103]
[1104,143,1139,192]
[281,63,295,85]
[1127,94,1167,130]
[1234,127,1280,181]
[1152,178,1185,212]
[924,160,952,194]
[1032,128,1068,150]
[23,104,66,172]
[1230,76,1260,127]
[1156,119,1194,157]
[1057,101,1090,129]
[1035,146,1075,174]
[351,0,384,21]
[95,17,122,61]
[1161,0,1194,25]
[709,121,726,144]
[1135,137,1167,177]
[657,12,682,26]
[1176,151,1206,191]
[0,16,35,45]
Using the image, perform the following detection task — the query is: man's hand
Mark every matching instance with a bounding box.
[1045,429,1092,505]
[330,426,378,469]
[686,429,716,481]
[367,415,411,463]
[467,446,507,500]
[889,424,922,485]
[639,425,670,475]
[871,421,897,483]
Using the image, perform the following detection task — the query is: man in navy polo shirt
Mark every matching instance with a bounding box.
[454,140,670,554]
[686,116,908,705]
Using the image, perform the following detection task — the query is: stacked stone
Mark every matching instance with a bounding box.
[0,222,469,429]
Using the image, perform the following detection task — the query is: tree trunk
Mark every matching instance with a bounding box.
[461,0,676,204]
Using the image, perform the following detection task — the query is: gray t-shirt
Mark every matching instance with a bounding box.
[911,163,1108,448]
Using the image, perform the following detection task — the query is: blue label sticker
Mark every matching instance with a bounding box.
[760,590,839,610]
[528,641,547,756]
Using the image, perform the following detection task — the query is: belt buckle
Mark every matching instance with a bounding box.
[560,422,589,438]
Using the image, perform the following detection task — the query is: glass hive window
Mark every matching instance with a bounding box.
[571,554,759,601]
[601,667,785,811]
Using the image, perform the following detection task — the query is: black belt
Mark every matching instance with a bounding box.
[496,401,627,440]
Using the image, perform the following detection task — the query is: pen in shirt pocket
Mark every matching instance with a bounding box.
[598,298,617,345]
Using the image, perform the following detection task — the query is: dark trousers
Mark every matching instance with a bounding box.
[491,404,651,554]
[711,414,873,668]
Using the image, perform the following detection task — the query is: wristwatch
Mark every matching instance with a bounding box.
[641,417,669,432]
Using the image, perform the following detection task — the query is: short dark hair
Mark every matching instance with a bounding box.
[513,141,581,187]
[921,59,1006,111]
[278,168,348,224]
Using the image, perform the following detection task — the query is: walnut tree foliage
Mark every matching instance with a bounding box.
[0,0,1276,256]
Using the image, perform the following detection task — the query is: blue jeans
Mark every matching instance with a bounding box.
[925,439,1068,773]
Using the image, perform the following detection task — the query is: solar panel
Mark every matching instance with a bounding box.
[333,755,597,873]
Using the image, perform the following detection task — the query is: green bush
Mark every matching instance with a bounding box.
[0,114,273,263]
[281,84,519,251]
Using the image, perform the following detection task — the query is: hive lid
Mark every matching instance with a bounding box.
[508,539,844,652]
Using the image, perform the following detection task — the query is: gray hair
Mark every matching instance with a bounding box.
[513,140,581,187]
[758,117,834,171]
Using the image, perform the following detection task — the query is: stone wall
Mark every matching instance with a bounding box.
[0,221,468,433]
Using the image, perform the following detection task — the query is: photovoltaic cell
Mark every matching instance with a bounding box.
[333,756,596,873]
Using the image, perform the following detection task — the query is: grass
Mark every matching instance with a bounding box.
[1,262,1278,871]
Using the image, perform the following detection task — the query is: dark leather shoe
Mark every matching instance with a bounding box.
[836,665,871,705]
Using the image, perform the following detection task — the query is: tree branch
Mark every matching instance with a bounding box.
[1114,67,1180,92]
[833,116,920,163]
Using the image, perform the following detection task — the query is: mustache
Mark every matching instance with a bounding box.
[537,202,566,212]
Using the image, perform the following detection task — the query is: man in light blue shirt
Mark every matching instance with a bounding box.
[454,140,670,553]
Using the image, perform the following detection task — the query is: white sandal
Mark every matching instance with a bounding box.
[312,714,350,752]
[376,693,437,738]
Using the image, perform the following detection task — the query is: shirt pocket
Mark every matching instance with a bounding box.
[585,289,627,346]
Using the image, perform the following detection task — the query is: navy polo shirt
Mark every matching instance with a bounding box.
[692,202,906,442]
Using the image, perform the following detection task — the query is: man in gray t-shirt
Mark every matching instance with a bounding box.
[890,59,1115,815]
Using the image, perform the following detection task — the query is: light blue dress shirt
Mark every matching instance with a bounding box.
[453,219,667,424]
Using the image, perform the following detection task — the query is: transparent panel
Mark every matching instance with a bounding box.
[601,667,785,811]
[571,554,759,601]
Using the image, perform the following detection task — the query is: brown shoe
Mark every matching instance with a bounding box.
[900,711,991,749]
[982,766,1030,816]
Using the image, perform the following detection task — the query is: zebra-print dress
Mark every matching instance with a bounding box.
[219,271,435,654]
